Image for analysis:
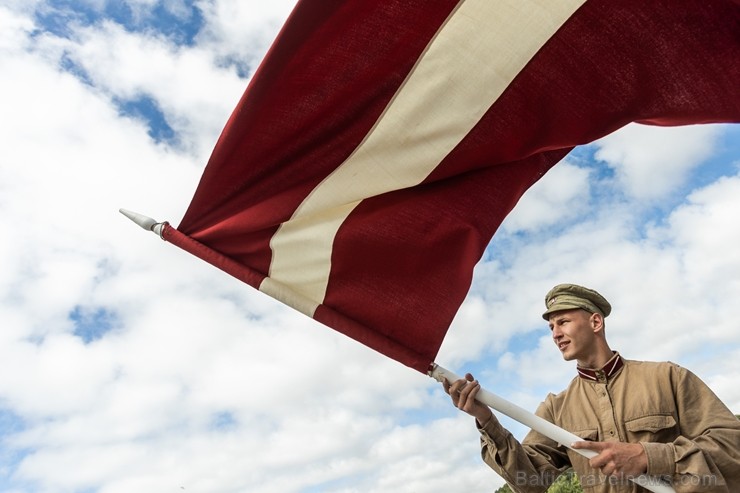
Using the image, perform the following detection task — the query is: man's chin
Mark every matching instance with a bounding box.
[560,351,576,361]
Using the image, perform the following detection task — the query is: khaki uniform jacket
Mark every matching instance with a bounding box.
[478,355,740,492]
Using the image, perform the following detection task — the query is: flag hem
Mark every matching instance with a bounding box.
[162,224,436,373]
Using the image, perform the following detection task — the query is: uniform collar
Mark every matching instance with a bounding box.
[577,352,623,383]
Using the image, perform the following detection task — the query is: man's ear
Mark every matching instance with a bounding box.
[590,312,605,334]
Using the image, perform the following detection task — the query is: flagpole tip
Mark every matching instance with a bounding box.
[119,208,165,236]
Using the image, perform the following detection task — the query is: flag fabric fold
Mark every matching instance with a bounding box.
[166,0,740,373]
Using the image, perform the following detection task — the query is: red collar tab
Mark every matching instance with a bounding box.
[577,353,624,383]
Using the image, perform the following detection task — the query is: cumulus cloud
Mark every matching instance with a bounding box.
[32,18,244,157]
[594,123,722,200]
[197,0,297,73]
[499,159,592,234]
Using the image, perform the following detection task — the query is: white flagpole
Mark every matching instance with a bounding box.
[428,364,675,493]
[119,209,165,237]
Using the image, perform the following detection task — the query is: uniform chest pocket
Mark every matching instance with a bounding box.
[572,428,598,441]
[625,414,678,442]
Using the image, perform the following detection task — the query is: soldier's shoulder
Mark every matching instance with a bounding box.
[623,358,689,378]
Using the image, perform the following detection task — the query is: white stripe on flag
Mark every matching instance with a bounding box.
[260,0,586,316]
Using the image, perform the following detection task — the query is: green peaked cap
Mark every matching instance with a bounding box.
[542,283,612,320]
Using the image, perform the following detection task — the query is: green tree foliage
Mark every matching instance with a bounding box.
[493,470,583,493]
[546,470,583,493]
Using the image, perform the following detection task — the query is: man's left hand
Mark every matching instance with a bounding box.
[571,441,648,478]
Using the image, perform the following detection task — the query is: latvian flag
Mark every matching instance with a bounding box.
[162,0,740,373]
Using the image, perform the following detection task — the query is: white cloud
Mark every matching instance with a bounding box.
[665,174,740,283]
[0,1,45,17]
[0,7,34,50]
[594,123,722,200]
[36,20,246,158]
[197,0,297,71]
[500,159,592,233]
[498,336,574,391]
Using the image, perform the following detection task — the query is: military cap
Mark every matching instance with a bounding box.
[542,283,612,320]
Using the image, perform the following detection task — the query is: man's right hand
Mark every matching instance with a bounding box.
[443,373,493,426]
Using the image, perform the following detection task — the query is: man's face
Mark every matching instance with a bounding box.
[548,309,599,362]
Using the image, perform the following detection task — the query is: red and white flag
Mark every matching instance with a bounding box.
[163,0,740,373]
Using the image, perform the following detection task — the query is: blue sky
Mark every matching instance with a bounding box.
[1,2,739,492]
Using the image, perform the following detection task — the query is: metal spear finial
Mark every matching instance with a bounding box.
[119,208,165,237]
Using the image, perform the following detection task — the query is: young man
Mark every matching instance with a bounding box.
[444,284,740,492]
